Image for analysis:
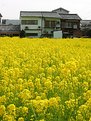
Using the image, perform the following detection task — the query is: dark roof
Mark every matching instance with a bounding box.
[81,20,91,26]
[20,11,42,17]
[20,11,60,18]
[81,20,91,23]
[41,12,60,18]
[59,14,81,20]
[20,9,81,20]
[0,13,2,17]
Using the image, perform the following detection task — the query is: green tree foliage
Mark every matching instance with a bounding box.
[20,30,25,38]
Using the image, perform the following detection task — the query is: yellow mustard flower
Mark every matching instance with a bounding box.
[0,105,5,116]
[18,117,24,121]
[7,104,16,115]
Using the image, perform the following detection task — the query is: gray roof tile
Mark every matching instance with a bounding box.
[59,14,81,20]
[20,11,42,17]
[42,12,60,18]
[20,11,81,20]
[20,11,60,18]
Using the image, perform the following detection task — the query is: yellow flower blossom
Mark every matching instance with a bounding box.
[65,99,78,109]
[39,119,45,121]
[22,106,28,115]
[7,104,16,115]
[0,37,91,120]
[49,97,59,107]
[3,114,15,121]
[89,117,91,121]
[0,95,6,104]
[82,81,89,91]
[83,90,91,100]
[0,105,5,116]
[18,89,31,101]
[18,117,24,121]
[44,79,52,90]
[76,113,84,121]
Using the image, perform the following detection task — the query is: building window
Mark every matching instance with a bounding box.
[21,20,38,25]
[51,21,56,28]
[73,24,77,29]
[64,22,72,28]
[67,22,72,28]
[45,21,50,28]
[73,23,78,29]
[45,20,58,28]
[26,33,38,36]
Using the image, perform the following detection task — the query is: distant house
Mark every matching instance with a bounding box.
[20,7,82,38]
[0,19,20,36]
[80,20,91,37]
[80,20,91,30]
[2,19,20,25]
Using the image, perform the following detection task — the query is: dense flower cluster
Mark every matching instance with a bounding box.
[0,37,91,121]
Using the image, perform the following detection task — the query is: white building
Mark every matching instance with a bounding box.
[20,11,61,37]
[20,7,81,38]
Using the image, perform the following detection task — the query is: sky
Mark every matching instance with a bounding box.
[0,0,91,20]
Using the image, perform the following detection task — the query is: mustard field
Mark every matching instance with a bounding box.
[0,37,91,121]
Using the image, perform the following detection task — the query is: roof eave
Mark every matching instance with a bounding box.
[0,14,3,17]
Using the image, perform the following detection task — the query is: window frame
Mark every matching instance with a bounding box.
[21,20,38,25]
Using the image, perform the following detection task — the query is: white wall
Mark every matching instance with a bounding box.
[20,17,42,37]
[20,17,42,30]
[25,30,41,37]
[42,18,61,34]
[53,30,62,38]
[20,16,61,37]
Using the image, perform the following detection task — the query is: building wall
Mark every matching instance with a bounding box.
[43,18,61,36]
[20,16,61,37]
[61,19,81,37]
[52,8,69,14]
[20,17,42,37]
[55,9,69,14]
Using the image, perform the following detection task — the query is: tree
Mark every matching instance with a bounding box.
[20,30,25,38]
[86,29,91,38]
